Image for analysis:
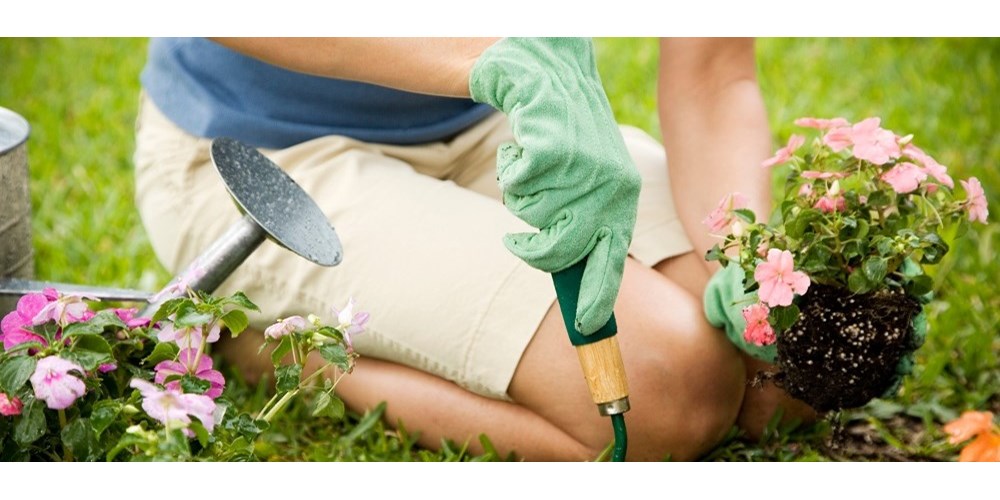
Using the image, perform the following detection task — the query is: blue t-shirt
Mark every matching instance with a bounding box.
[141,38,496,149]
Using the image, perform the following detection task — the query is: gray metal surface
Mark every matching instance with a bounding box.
[0,106,30,154]
[1,106,33,316]
[0,278,152,302]
[211,137,342,266]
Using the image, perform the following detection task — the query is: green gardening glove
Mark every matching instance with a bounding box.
[703,264,778,363]
[703,264,929,397]
[470,38,641,335]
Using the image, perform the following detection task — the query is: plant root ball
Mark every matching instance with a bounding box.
[774,284,921,412]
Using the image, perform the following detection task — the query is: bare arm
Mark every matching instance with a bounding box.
[210,37,500,98]
[658,38,772,275]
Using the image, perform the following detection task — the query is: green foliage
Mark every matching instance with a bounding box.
[2,37,996,462]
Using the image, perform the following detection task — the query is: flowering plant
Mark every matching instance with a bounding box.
[704,117,988,410]
[0,286,364,461]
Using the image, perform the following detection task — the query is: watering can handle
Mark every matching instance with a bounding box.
[551,258,630,416]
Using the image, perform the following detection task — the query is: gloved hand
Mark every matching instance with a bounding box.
[469,38,641,335]
[703,264,779,363]
[703,263,929,397]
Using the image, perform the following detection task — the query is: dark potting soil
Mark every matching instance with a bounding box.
[773,284,921,412]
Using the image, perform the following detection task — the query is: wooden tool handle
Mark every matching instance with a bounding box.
[575,335,629,405]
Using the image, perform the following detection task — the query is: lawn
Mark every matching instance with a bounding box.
[1,38,997,461]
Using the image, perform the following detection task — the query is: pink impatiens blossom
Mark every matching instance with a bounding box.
[814,194,847,213]
[0,393,23,416]
[881,162,928,193]
[961,177,989,224]
[903,144,954,188]
[798,183,814,197]
[149,263,207,303]
[32,291,97,327]
[264,315,308,340]
[849,117,901,165]
[130,379,216,432]
[331,298,370,349]
[30,356,86,410]
[114,308,151,329]
[156,321,221,350]
[754,249,811,307]
[742,303,776,346]
[155,349,226,399]
[794,117,850,130]
[800,170,847,180]
[98,363,118,373]
[1,290,54,350]
[761,135,805,168]
[702,192,750,235]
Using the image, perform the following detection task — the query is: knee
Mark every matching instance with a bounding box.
[622,306,747,460]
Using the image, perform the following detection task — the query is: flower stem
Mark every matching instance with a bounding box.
[58,409,73,462]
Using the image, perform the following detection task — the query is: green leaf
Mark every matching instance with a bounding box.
[14,398,47,446]
[188,419,211,448]
[275,364,302,392]
[770,304,800,332]
[899,258,922,278]
[61,320,104,338]
[907,275,934,296]
[788,209,822,239]
[62,417,100,461]
[270,335,293,367]
[848,268,873,294]
[221,310,249,338]
[90,400,122,437]
[63,309,127,338]
[704,244,725,263]
[733,208,756,224]
[311,391,331,417]
[180,375,212,395]
[150,297,188,326]
[224,291,260,312]
[173,303,213,328]
[856,219,870,242]
[0,356,37,393]
[863,257,889,284]
[866,190,890,208]
[318,343,352,372]
[920,233,949,265]
[144,341,179,366]
[326,394,346,420]
[67,335,114,370]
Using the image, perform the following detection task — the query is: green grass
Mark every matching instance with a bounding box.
[1,37,997,461]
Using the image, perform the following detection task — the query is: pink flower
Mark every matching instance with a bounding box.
[702,192,750,235]
[130,379,216,432]
[154,349,226,399]
[881,162,928,193]
[794,117,850,130]
[331,298,370,349]
[756,241,770,258]
[155,321,220,350]
[114,308,151,329]
[823,126,853,151]
[761,135,805,168]
[814,194,846,213]
[961,177,989,224]
[754,249,811,307]
[264,315,308,340]
[903,144,954,188]
[150,263,207,303]
[98,363,118,373]
[0,393,23,416]
[742,303,776,346]
[798,184,813,197]
[32,291,97,327]
[30,356,86,410]
[849,117,901,165]
[1,291,54,350]
[800,170,847,180]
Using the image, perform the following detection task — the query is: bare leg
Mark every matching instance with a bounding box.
[217,255,747,461]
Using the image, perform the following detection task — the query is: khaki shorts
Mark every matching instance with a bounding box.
[134,95,692,400]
